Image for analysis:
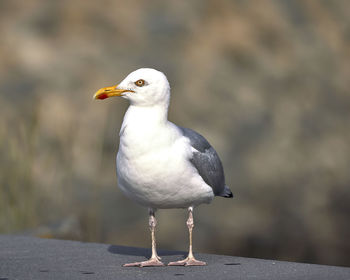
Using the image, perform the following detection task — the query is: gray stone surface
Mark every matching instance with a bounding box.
[0,235,349,280]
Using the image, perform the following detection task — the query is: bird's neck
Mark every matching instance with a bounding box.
[120,104,169,137]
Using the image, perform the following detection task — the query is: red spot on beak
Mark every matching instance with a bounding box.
[97,93,109,99]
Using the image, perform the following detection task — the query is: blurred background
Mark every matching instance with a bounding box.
[1,0,349,267]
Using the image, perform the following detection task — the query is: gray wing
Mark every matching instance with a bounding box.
[179,126,233,198]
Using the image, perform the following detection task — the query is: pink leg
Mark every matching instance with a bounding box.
[168,207,206,266]
[123,209,164,267]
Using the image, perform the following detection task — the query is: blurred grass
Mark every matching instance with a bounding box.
[0,0,350,266]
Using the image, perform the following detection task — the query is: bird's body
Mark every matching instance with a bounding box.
[117,106,214,209]
[94,68,233,267]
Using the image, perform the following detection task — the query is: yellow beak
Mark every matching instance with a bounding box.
[93,84,134,100]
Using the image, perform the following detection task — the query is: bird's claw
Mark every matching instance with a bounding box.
[168,257,206,266]
[123,257,165,267]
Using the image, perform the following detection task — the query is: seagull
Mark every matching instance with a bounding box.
[94,68,233,267]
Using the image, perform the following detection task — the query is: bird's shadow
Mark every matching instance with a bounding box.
[108,244,187,259]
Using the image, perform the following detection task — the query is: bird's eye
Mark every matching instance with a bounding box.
[135,79,145,87]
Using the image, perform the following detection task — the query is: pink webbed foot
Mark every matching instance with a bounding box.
[123,257,165,267]
[168,257,206,266]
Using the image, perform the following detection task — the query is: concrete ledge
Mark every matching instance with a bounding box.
[0,235,349,280]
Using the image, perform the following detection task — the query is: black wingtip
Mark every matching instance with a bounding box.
[219,186,234,198]
[223,191,234,198]
[227,192,234,198]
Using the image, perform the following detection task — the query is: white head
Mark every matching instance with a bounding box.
[94,68,170,107]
